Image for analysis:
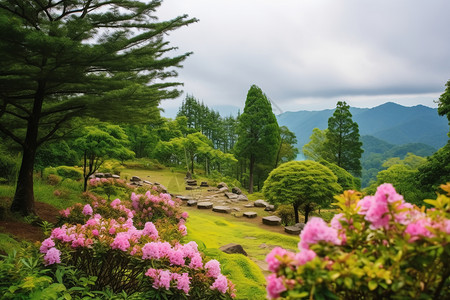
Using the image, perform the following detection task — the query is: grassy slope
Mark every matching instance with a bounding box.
[184,209,299,299]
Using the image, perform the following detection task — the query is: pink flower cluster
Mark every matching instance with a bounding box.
[145,269,191,294]
[299,217,341,249]
[142,241,203,268]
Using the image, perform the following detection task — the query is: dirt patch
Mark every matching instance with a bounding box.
[0,201,60,243]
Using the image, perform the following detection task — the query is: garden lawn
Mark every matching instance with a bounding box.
[184,209,299,299]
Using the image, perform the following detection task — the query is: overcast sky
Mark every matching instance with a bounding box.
[156,0,450,117]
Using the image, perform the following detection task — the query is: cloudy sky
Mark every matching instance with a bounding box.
[156,0,450,117]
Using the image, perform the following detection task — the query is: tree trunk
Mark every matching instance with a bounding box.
[304,204,312,224]
[293,203,299,224]
[248,154,255,194]
[10,146,37,215]
[10,81,45,215]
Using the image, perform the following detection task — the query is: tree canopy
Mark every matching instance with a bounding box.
[262,160,341,223]
[0,0,196,214]
[303,128,329,161]
[324,101,363,176]
[235,85,280,193]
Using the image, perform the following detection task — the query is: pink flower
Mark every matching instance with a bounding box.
[299,217,341,250]
[145,268,157,278]
[294,249,316,265]
[156,270,172,290]
[44,247,61,265]
[266,247,294,272]
[405,218,434,241]
[210,274,229,294]
[178,224,187,236]
[92,229,99,236]
[143,222,159,240]
[169,249,185,266]
[266,274,286,299]
[181,211,189,219]
[205,259,221,278]
[110,198,121,207]
[59,208,71,218]
[110,232,130,251]
[40,238,55,254]
[189,253,203,269]
[173,272,191,294]
[330,213,345,230]
[82,204,93,216]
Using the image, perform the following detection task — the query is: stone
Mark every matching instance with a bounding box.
[244,204,254,208]
[104,173,112,178]
[187,200,197,206]
[262,216,281,226]
[197,202,213,209]
[232,207,241,212]
[237,194,248,201]
[225,192,238,199]
[212,206,232,213]
[154,182,161,186]
[217,182,228,189]
[219,243,247,256]
[254,199,270,207]
[95,173,105,178]
[200,181,209,187]
[231,187,242,194]
[158,184,168,193]
[243,212,257,218]
[185,171,192,180]
[185,186,194,190]
[143,180,152,185]
[264,205,275,211]
[186,179,197,186]
[285,226,302,235]
[177,195,192,201]
[112,174,120,179]
[218,186,229,193]
[294,223,306,230]
[130,176,141,182]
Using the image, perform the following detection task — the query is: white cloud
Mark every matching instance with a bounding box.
[157,0,450,115]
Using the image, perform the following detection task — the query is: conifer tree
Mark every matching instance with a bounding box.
[0,0,196,215]
[235,85,280,193]
[324,101,363,176]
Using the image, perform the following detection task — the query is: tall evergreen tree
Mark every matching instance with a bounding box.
[0,0,196,215]
[324,101,363,176]
[235,85,280,193]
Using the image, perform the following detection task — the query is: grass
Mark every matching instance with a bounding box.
[0,233,23,255]
[183,209,299,299]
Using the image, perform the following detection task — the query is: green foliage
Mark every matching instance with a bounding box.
[324,101,363,176]
[275,205,296,226]
[437,79,450,135]
[319,160,360,191]
[275,126,299,167]
[54,166,83,181]
[263,160,341,223]
[123,158,165,170]
[0,140,19,184]
[235,85,281,193]
[303,128,330,162]
[417,142,450,193]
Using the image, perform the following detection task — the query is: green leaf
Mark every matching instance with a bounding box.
[368,281,378,291]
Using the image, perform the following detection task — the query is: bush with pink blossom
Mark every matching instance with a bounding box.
[265,183,450,299]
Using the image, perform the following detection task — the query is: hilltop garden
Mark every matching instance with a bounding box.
[1,1,450,299]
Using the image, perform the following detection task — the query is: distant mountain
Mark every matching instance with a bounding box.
[277,102,449,152]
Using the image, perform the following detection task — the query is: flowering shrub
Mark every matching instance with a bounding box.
[266,183,450,299]
[46,187,235,299]
[58,190,187,242]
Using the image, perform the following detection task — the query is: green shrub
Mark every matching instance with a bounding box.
[275,205,296,225]
[122,158,164,170]
[0,152,18,184]
[55,166,82,181]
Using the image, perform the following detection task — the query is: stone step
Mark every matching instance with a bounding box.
[284,226,302,235]
[262,216,281,226]
[243,212,257,218]
[197,202,213,209]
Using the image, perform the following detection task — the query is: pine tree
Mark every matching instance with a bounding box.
[324,101,363,176]
[0,0,196,215]
[235,85,280,193]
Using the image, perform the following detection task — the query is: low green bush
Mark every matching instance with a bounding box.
[55,166,83,181]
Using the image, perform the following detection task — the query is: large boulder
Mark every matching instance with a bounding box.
[218,186,229,193]
[219,243,248,256]
[237,194,248,201]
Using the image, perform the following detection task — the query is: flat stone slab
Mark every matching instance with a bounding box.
[244,204,254,208]
[237,195,248,201]
[225,192,238,199]
[262,216,281,226]
[265,205,275,211]
[285,226,302,235]
[200,182,209,187]
[244,212,257,218]
[187,200,197,206]
[212,206,232,213]
[177,195,192,201]
[112,174,120,179]
[197,202,213,209]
